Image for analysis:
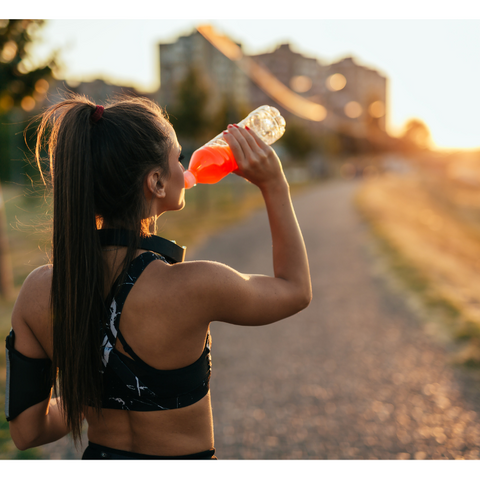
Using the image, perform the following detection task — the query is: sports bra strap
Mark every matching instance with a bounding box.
[108,251,164,314]
[102,252,165,367]
[116,329,144,363]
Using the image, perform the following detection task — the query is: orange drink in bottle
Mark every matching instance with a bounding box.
[184,106,286,189]
[183,144,237,189]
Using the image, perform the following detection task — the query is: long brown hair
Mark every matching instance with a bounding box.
[33,93,172,442]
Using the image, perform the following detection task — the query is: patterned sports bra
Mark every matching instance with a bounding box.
[100,251,212,411]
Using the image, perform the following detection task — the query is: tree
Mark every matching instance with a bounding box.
[0,20,57,182]
[0,20,56,298]
[0,20,55,108]
[210,94,250,135]
[401,118,431,151]
[169,66,211,143]
[279,119,316,161]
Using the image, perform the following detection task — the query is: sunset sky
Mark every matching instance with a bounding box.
[9,3,480,151]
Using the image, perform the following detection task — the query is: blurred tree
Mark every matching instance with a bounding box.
[0,20,55,106]
[210,94,237,133]
[210,94,251,135]
[318,132,342,157]
[0,19,57,183]
[401,118,431,151]
[169,66,211,144]
[0,19,56,298]
[279,119,315,162]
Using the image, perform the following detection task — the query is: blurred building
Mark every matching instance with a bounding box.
[157,27,388,141]
[156,30,250,115]
[322,57,387,138]
[248,43,326,108]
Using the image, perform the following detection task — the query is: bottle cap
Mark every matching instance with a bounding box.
[183,170,197,189]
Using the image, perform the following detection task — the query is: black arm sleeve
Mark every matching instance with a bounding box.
[5,329,53,421]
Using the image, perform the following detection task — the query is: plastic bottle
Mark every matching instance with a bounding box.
[183,105,286,189]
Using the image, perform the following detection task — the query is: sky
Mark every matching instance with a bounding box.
[10,3,480,151]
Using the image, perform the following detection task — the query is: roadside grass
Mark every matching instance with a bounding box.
[0,175,315,458]
[356,161,480,367]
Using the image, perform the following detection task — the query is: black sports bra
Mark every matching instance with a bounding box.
[100,251,212,411]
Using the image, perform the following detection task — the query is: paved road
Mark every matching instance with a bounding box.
[39,179,480,459]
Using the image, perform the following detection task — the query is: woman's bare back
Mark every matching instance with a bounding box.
[12,251,215,455]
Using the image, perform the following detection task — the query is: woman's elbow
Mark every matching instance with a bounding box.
[14,440,33,452]
[301,288,313,310]
[9,420,43,451]
[293,286,312,313]
[10,429,34,451]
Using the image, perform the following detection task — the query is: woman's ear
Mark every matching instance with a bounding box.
[146,170,166,199]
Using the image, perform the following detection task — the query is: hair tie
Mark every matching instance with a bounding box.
[91,105,104,123]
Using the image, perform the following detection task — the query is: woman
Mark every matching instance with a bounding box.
[6,94,311,459]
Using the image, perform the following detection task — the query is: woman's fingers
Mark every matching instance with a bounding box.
[227,125,254,158]
[236,125,267,156]
[222,127,245,165]
[226,124,265,162]
[222,124,283,188]
[244,125,270,151]
[223,126,255,172]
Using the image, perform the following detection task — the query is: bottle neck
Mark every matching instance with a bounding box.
[184,170,197,189]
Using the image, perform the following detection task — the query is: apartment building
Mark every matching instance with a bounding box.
[157,29,250,115]
[249,43,326,106]
[158,27,387,139]
[323,57,387,137]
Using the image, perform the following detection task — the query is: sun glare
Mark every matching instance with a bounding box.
[290,75,312,93]
[1,40,17,63]
[368,100,385,118]
[326,73,346,92]
[35,78,50,94]
[344,101,362,119]
[21,96,35,112]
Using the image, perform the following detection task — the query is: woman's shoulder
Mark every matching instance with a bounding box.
[21,264,53,296]
[140,258,236,313]
[25,263,53,281]
[148,259,251,320]
[13,265,53,320]
[159,258,242,289]
[167,258,238,274]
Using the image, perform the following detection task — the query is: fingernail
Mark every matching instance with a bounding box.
[234,124,239,128]
[228,124,233,129]
[223,130,228,134]
[245,125,251,130]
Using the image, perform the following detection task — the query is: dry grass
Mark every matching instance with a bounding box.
[356,150,480,365]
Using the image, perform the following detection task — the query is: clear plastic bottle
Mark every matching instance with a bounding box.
[183,105,286,189]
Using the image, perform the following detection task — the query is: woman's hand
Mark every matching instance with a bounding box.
[222,124,286,190]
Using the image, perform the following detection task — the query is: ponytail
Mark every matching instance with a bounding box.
[33,93,172,443]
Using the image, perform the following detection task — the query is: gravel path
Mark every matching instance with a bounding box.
[39,179,480,459]
[190,179,480,460]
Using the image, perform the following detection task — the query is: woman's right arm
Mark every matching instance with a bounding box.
[8,266,72,450]
[178,124,312,326]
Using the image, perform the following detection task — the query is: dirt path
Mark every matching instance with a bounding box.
[189,179,480,460]
[39,179,480,459]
